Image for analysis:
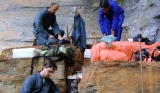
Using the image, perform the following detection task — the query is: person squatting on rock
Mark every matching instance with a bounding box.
[20,57,61,93]
[33,2,64,45]
[99,0,124,41]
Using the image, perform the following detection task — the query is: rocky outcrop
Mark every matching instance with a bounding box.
[78,60,160,93]
[0,44,84,93]
[121,0,160,41]
[0,0,159,53]
[1,45,160,93]
[0,46,66,93]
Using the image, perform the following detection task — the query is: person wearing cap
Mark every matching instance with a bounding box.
[33,2,64,45]
[20,57,61,93]
[99,0,124,41]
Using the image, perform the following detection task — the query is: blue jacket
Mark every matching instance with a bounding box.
[20,73,61,93]
[33,8,61,38]
[99,0,124,33]
[71,14,86,52]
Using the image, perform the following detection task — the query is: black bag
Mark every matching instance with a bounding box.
[133,36,156,45]
[59,39,70,44]
[48,38,70,45]
[48,38,59,44]
[151,46,160,61]
[130,48,150,61]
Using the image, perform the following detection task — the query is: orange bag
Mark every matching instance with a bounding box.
[90,42,110,62]
[100,50,126,61]
[91,41,160,62]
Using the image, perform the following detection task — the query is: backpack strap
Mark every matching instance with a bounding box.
[151,49,156,61]
[142,48,149,61]
[56,44,60,55]
[130,52,134,61]
[31,56,42,75]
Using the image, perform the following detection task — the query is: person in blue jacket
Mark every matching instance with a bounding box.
[20,57,61,93]
[33,2,64,45]
[99,0,124,41]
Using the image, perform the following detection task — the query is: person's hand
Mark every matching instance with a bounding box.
[58,34,63,40]
[49,35,55,38]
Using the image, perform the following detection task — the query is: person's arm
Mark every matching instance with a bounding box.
[51,14,63,40]
[98,8,106,35]
[34,10,49,38]
[111,2,121,33]
[20,76,35,93]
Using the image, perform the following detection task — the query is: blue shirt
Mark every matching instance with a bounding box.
[99,0,124,33]
[33,8,61,38]
[20,73,61,93]
[71,14,86,52]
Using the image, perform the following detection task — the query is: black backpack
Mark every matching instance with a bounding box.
[130,48,150,61]
[151,46,160,61]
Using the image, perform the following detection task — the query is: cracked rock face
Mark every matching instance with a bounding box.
[0,45,83,93]
[121,0,160,41]
[0,0,160,53]
[78,60,160,93]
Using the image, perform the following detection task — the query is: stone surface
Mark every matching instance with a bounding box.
[1,45,160,92]
[0,57,66,93]
[0,0,159,53]
[0,44,83,93]
[0,0,160,92]
[78,60,160,93]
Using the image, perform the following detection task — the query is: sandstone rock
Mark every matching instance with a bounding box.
[78,60,160,93]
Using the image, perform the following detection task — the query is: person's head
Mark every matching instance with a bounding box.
[48,2,59,14]
[40,57,57,78]
[99,0,109,13]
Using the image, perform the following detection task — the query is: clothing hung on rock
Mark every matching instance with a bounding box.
[99,0,124,41]
[71,14,86,52]
[21,72,61,93]
[33,7,64,45]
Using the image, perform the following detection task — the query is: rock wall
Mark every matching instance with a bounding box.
[78,60,160,93]
[0,0,159,53]
[0,44,84,93]
[1,46,160,93]
[0,58,66,93]
[121,0,160,41]
[0,46,66,93]
[0,0,101,53]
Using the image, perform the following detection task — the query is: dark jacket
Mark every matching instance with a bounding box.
[33,7,61,37]
[71,14,86,52]
[20,73,61,93]
[33,8,61,45]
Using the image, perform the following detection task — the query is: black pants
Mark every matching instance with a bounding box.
[35,29,65,45]
[47,29,65,39]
